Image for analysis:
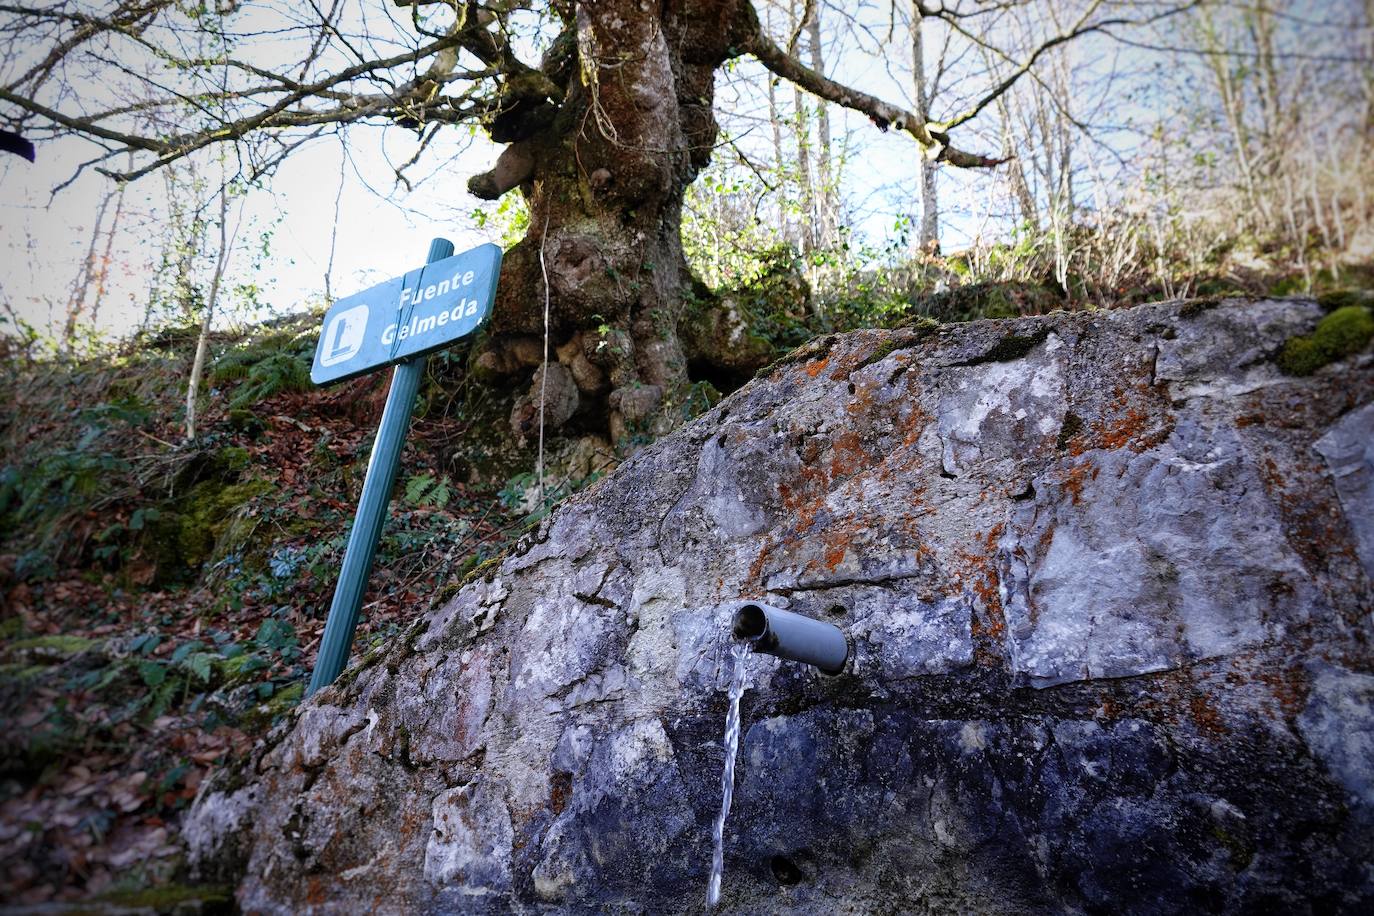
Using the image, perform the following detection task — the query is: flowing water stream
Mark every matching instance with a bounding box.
[707,641,752,908]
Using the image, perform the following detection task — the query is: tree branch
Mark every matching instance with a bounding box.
[1,27,489,181]
[934,0,1202,133]
[0,87,168,152]
[741,1,1006,169]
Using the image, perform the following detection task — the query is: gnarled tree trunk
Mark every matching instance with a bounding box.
[469,2,754,446]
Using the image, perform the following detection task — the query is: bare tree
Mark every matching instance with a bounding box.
[185,184,242,441]
[911,2,940,252]
[805,5,838,249]
[63,183,121,349]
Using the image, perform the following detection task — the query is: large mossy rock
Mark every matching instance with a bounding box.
[188,297,1374,913]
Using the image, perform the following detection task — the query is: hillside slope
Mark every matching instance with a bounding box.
[0,318,554,904]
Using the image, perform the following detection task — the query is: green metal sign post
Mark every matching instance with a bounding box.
[306,236,500,696]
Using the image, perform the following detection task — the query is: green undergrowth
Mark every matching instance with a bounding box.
[210,325,315,408]
[0,613,310,781]
[9,634,100,654]
[2,250,1370,902]
[716,227,1374,337]
[95,882,234,912]
[0,308,563,863]
[899,280,1063,324]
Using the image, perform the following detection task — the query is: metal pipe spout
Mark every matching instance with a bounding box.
[731,602,850,675]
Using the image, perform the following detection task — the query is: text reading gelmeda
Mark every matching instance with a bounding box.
[382,268,481,346]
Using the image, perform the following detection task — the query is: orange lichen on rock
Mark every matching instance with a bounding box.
[1036,520,1057,556]
[823,543,847,572]
[549,771,572,816]
[1188,693,1228,735]
[1059,461,1099,505]
[803,356,830,378]
[957,524,1008,658]
[305,877,329,906]
[1078,373,1174,454]
[1256,667,1312,718]
[1097,408,1148,449]
[802,513,863,577]
[777,482,819,534]
[748,537,777,586]
[829,431,867,479]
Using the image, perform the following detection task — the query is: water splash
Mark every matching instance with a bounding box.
[707,641,752,908]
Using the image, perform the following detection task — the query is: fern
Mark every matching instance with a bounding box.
[227,351,313,408]
[404,474,435,505]
[403,473,452,508]
[212,329,315,406]
[210,356,252,384]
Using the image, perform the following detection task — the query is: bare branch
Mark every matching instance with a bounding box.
[2,23,491,181]
[785,0,816,56]
[742,1,1007,168]
[0,86,168,152]
[935,1,1203,134]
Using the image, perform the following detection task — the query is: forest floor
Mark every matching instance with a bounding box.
[0,318,549,905]
[2,259,1370,906]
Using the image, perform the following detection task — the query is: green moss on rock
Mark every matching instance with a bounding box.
[1277,305,1374,375]
[854,336,907,372]
[457,553,507,590]
[97,882,233,912]
[227,408,267,438]
[140,476,274,583]
[1056,412,1085,451]
[1315,288,1374,313]
[756,333,842,379]
[216,446,250,474]
[964,328,1052,366]
[176,478,274,570]
[902,280,1060,325]
[1178,296,1227,319]
[237,681,304,732]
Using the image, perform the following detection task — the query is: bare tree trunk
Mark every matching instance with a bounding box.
[1199,8,1267,229]
[792,87,818,253]
[911,4,939,252]
[806,6,836,248]
[185,188,237,442]
[1051,49,1075,217]
[766,4,790,245]
[63,188,115,349]
[88,178,128,332]
[791,0,818,254]
[324,143,347,301]
[169,179,208,325]
[997,94,1038,231]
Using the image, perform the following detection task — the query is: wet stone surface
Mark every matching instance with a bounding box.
[188,297,1374,913]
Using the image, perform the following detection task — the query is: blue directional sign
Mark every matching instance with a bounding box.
[311,242,502,385]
